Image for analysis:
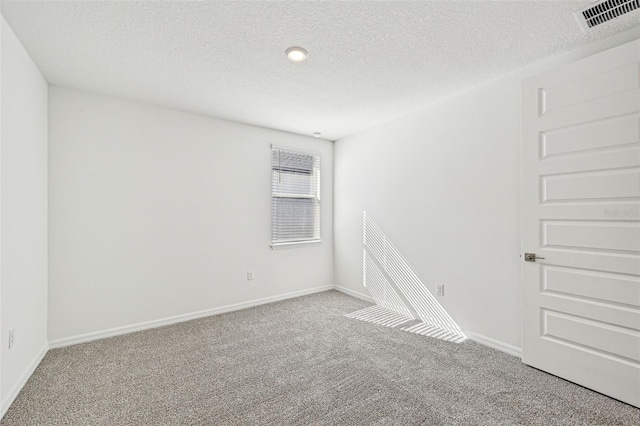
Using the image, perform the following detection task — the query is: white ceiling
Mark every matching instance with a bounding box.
[2,1,639,140]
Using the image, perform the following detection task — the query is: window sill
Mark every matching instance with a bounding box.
[270,240,322,250]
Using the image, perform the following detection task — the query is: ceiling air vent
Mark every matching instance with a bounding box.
[574,0,639,31]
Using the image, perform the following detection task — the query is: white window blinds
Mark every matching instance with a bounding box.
[271,147,320,245]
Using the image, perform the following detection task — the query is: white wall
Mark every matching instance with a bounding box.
[0,17,48,409]
[333,30,640,351]
[48,86,334,342]
[335,76,522,348]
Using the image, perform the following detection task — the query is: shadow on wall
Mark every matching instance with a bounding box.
[344,212,465,343]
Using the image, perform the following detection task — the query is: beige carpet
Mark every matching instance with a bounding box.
[1,290,638,425]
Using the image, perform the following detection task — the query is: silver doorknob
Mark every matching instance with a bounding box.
[524,253,545,262]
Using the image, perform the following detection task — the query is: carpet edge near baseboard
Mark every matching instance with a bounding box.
[48,285,335,350]
[0,342,49,420]
[333,285,375,303]
[334,285,522,358]
[462,329,522,358]
[45,284,523,360]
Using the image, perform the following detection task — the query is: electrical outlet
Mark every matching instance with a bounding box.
[8,329,15,349]
[436,284,445,296]
[247,270,254,281]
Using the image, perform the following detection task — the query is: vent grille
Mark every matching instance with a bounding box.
[575,0,639,31]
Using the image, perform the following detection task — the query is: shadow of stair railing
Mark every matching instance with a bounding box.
[344,211,466,343]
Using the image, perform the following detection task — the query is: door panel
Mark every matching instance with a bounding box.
[522,39,640,408]
[542,310,639,362]
[541,114,638,157]
[541,293,639,330]
[542,62,639,112]
[542,221,640,252]
[538,89,639,129]
[543,266,640,307]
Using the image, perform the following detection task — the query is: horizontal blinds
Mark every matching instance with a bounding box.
[272,147,320,244]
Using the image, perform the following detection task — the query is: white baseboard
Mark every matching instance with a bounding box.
[462,330,522,358]
[0,342,49,420]
[49,285,334,349]
[333,285,374,303]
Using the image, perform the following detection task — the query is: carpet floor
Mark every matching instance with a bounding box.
[1,290,638,425]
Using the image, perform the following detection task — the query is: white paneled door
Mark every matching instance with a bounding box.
[522,39,640,408]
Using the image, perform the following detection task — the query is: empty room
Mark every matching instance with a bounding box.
[1,0,639,424]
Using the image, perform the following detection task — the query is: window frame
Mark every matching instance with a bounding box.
[270,145,321,249]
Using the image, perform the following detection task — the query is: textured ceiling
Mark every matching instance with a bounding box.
[2,1,639,140]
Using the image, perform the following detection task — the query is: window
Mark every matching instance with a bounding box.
[271,146,320,246]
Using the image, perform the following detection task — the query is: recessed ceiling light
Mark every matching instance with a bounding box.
[313,132,321,138]
[286,46,308,63]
